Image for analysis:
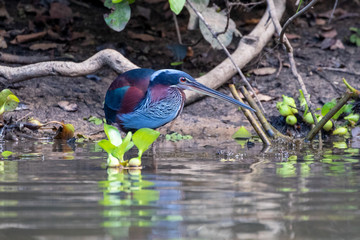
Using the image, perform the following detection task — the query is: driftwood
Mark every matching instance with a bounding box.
[0,0,286,104]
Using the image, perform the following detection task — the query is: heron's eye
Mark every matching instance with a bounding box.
[179,77,187,83]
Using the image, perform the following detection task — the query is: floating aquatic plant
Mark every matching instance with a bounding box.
[98,124,160,168]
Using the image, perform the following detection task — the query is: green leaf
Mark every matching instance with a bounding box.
[0,89,19,114]
[113,131,134,161]
[5,94,19,111]
[356,37,360,47]
[0,104,5,115]
[282,95,298,114]
[321,101,352,121]
[0,89,13,106]
[104,0,131,32]
[170,61,183,66]
[87,116,103,125]
[303,112,314,124]
[1,151,13,158]
[277,102,293,116]
[343,104,353,114]
[232,126,251,139]
[104,123,122,146]
[344,113,360,122]
[296,0,303,13]
[132,128,160,157]
[98,139,116,154]
[333,127,348,135]
[298,89,309,116]
[282,95,296,108]
[322,119,333,131]
[169,0,185,15]
[349,27,358,32]
[286,115,297,126]
[112,0,123,3]
[350,34,357,43]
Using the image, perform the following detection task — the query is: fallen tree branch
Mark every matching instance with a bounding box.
[0,49,138,83]
[319,66,360,76]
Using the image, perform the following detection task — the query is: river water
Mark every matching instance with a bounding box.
[0,139,359,240]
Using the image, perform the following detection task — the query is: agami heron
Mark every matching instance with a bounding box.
[104,69,255,132]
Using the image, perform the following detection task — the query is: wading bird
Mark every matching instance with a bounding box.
[104,68,255,132]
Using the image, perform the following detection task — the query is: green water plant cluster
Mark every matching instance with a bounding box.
[276,95,298,126]
[277,92,334,132]
[278,81,360,136]
[165,132,193,142]
[98,124,160,168]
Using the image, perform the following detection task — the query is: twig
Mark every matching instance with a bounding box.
[229,84,271,145]
[215,0,232,37]
[275,52,283,78]
[15,112,32,123]
[172,13,182,44]
[69,0,90,8]
[0,49,138,83]
[279,0,320,46]
[186,0,266,113]
[228,0,265,9]
[328,0,338,23]
[319,67,360,76]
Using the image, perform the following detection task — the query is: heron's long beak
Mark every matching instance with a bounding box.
[186,81,256,112]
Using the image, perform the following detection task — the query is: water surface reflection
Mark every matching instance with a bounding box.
[0,140,359,239]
